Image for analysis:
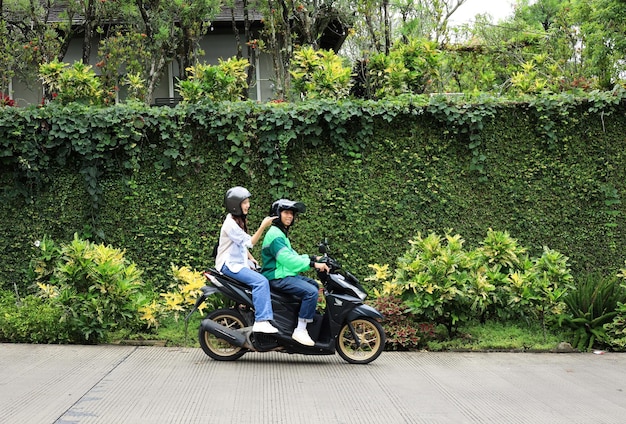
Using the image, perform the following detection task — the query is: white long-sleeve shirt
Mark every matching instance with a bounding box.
[215,214,253,273]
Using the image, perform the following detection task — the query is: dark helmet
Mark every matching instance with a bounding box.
[270,199,306,217]
[224,186,251,216]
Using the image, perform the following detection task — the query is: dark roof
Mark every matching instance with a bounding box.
[41,0,262,24]
[12,1,346,51]
[214,1,263,22]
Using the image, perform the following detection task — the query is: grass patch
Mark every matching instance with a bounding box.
[111,314,204,347]
[111,317,568,352]
[426,321,567,352]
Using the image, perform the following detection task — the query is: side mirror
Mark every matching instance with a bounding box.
[318,238,329,254]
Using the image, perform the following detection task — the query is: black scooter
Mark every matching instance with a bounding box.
[186,240,385,364]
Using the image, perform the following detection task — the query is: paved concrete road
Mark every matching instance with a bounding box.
[1,343,625,423]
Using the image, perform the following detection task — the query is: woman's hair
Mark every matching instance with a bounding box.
[232,215,248,233]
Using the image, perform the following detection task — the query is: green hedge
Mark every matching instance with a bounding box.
[1,94,625,292]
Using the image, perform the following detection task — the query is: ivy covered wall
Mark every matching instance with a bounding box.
[1,95,625,291]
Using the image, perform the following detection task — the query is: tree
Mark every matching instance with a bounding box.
[572,0,626,89]
[92,0,219,103]
[435,0,607,95]
[3,0,74,81]
[345,0,467,58]
[132,0,217,102]
[0,20,22,94]
[64,0,100,65]
[254,0,353,100]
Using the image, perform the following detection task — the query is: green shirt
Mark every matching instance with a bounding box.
[261,226,310,280]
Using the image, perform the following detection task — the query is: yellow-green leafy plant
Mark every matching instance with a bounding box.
[178,57,250,102]
[33,234,155,343]
[290,46,352,100]
[124,72,146,102]
[510,61,548,94]
[162,265,206,316]
[366,51,409,99]
[39,60,104,105]
[368,229,574,339]
[365,38,440,99]
[394,231,474,335]
[394,38,441,94]
[162,265,225,319]
[472,228,528,321]
[367,231,475,335]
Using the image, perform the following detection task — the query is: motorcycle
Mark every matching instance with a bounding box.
[186,239,386,364]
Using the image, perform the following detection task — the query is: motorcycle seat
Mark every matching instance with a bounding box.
[270,290,301,304]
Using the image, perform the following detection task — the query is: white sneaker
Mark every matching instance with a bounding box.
[292,328,315,346]
[252,321,279,334]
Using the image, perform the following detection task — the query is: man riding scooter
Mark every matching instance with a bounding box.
[260,199,330,346]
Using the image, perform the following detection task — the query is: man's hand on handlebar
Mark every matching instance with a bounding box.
[314,261,330,273]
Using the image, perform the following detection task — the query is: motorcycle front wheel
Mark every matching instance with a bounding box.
[199,308,248,361]
[337,317,386,364]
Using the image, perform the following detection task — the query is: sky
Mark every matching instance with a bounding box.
[449,0,517,25]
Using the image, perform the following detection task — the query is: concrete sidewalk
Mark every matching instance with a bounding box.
[1,343,625,423]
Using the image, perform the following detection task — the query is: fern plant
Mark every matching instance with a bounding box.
[558,272,626,351]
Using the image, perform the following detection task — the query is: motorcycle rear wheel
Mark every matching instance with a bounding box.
[199,309,248,361]
[337,317,386,364]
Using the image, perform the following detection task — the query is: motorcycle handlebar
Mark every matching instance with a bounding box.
[319,255,340,272]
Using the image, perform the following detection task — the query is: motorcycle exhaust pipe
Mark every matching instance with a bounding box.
[201,319,247,347]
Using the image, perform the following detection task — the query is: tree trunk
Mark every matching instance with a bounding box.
[181,26,193,80]
[231,7,243,59]
[278,0,292,98]
[147,54,167,105]
[243,0,254,99]
[383,0,390,55]
[82,0,96,64]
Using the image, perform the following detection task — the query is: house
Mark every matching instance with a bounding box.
[6,1,348,106]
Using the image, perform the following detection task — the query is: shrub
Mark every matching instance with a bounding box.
[394,38,441,94]
[471,229,528,321]
[558,272,626,351]
[290,46,353,100]
[0,290,70,343]
[161,265,225,319]
[0,93,15,107]
[604,310,626,351]
[604,266,626,350]
[364,38,440,99]
[369,229,573,337]
[387,231,474,335]
[526,247,574,325]
[96,31,150,103]
[178,58,249,102]
[32,234,157,343]
[366,52,408,99]
[39,60,104,105]
[370,295,423,350]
